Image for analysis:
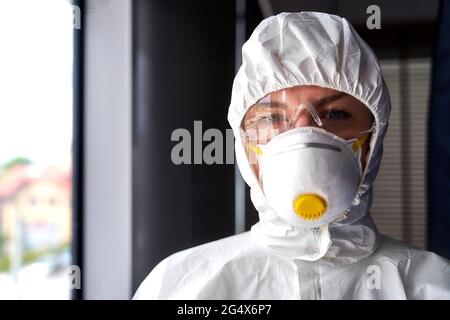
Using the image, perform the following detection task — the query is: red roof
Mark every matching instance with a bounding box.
[0,164,71,199]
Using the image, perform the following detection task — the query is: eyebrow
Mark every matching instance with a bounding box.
[257,101,285,108]
[314,92,347,109]
[248,92,348,118]
[257,92,347,109]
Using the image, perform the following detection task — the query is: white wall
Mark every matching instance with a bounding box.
[84,0,132,299]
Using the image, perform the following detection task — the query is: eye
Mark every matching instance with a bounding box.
[253,113,288,125]
[244,112,289,130]
[266,113,288,123]
[322,109,351,120]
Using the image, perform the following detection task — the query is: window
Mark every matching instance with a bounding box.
[372,58,431,250]
[0,0,74,299]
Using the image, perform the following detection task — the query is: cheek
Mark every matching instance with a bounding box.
[357,109,375,133]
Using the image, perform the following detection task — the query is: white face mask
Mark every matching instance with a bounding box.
[254,127,368,229]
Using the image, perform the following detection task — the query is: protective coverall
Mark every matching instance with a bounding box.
[134,12,450,300]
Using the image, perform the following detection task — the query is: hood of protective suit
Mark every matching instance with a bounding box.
[228,12,391,262]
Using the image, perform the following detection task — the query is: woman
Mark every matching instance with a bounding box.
[134,11,450,299]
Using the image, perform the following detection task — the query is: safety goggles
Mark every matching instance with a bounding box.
[241,94,375,146]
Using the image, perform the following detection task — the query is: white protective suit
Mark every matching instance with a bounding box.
[134,12,450,299]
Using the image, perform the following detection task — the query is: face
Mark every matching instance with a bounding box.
[241,85,374,178]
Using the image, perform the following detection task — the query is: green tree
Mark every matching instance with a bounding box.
[0,157,32,178]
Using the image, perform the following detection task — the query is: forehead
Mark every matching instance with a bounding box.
[267,85,341,101]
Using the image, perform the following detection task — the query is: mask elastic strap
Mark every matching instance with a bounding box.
[351,133,369,153]
[246,142,264,156]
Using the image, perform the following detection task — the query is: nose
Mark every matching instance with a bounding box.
[291,109,320,128]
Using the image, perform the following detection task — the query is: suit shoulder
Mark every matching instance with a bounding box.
[376,235,450,299]
[133,232,257,299]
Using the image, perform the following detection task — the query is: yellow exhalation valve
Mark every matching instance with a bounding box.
[292,194,327,221]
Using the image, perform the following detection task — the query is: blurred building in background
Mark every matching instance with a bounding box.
[0,163,71,252]
[0,162,72,299]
